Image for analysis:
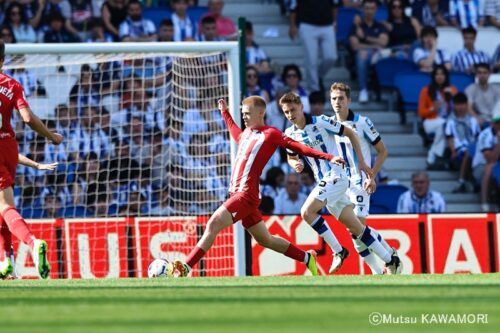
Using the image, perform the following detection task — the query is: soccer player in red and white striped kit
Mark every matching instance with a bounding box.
[0,39,63,279]
[171,96,355,277]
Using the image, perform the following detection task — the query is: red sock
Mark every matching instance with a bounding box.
[0,219,8,261]
[186,246,206,268]
[284,243,306,262]
[2,207,35,248]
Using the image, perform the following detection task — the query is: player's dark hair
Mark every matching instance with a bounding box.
[452,92,468,104]
[421,25,438,38]
[279,92,302,107]
[309,91,326,105]
[330,82,351,99]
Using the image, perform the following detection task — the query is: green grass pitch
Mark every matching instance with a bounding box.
[1,274,499,333]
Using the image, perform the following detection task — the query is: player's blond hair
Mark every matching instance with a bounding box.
[242,96,267,111]
[278,92,302,107]
[330,82,351,99]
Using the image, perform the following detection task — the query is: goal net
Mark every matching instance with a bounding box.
[4,42,243,278]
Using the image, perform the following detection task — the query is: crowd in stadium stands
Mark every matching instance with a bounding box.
[1,0,499,215]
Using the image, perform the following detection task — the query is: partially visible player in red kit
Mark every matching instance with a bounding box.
[170,96,346,277]
[0,39,63,279]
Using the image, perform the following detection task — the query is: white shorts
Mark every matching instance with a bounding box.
[308,172,353,219]
[346,176,370,218]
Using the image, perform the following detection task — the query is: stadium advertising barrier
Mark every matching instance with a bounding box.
[13,214,499,278]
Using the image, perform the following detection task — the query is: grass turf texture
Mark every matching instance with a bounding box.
[1,274,498,333]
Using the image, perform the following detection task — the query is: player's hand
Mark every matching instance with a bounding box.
[51,132,63,145]
[293,160,304,173]
[218,99,228,113]
[37,162,58,171]
[358,160,373,179]
[330,156,346,166]
[363,177,377,195]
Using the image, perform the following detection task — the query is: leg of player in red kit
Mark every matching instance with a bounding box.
[0,187,50,279]
[0,216,15,279]
[171,194,319,277]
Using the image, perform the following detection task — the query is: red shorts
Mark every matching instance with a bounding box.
[0,139,18,191]
[223,192,262,229]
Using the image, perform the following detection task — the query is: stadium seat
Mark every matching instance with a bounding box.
[474,27,500,57]
[492,162,500,186]
[450,72,474,92]
[436,27,463,56]
[41,74,78,105]
[336,7,361,45]
[394,71,431,111]
[27,96,57,119]
[375,57,417,89]
[370,184,409,214]
[375,5,389,21]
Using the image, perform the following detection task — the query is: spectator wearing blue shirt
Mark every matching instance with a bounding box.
[349,0,389,103]
[412,0,450,27]
[397,171,446,213]
[452,27,491,74]
[119,0,157,42]
[413,25,452,72]
[171,0,197,41]
[449,0,486,28]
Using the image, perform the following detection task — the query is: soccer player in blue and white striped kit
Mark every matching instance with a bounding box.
[330,82,397,274]
[280,92,402,274]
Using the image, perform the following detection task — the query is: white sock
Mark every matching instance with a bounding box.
[359,226,392,263]
[311,216,343,253]
[369,228,393,254]
[352,237,383,274]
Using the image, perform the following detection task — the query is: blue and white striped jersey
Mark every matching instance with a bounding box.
[334,110,381,179]
[284,114,345,182]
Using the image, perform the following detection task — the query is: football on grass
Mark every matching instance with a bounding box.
[148,258,171,278]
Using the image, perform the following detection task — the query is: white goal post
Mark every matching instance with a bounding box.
[5,42,247,277]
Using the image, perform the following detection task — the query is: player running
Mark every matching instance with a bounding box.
[0,40,63,279]
[280,92,401,274]
[0,155,58,280]
[330,82,395,274]
[170,96,346,277]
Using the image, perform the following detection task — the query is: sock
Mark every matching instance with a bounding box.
[311,216,343,253]
[351,235,383,274]
[359,226,391,263]
[284,243,306,263]
[2,207,35,248]
[186,246,206,268]
[0,220,7,261]
[369,228,393,254]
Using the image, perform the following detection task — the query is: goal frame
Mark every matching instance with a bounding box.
[5,42,246,277]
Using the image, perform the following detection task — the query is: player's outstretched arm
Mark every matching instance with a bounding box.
[287,155,304,173]
[18,154,58,171]
[281,133,345,166]
[18,107,63,145]
[218,99,242,143]
[342,126,372,178]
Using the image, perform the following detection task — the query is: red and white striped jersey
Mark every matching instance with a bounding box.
[222,110,333,200]
[0,72,29,140]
